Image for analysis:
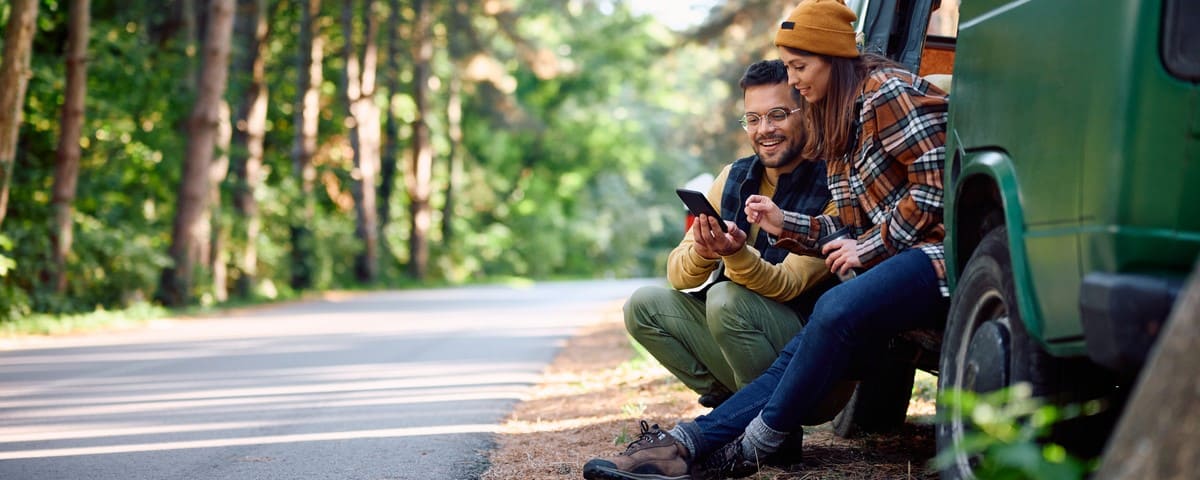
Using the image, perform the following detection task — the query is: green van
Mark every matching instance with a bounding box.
[837,0,1198,477]
[938,0,1198,475]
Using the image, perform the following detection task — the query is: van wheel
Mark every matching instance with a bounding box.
[833,361,916,438]
[935,227,1051,479]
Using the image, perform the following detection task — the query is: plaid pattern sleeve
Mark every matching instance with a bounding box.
[853,70,948,270]
[776,210,842,256]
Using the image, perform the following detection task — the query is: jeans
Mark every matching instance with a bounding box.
[624,282,804,393]
[680,248,949,457]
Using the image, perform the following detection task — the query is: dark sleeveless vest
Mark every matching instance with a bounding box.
[719,155,830,264]
[705,155,833,317]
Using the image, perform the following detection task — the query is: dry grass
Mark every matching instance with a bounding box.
[481,304,938,480]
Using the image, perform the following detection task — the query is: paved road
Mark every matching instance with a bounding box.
[0,278,658,480]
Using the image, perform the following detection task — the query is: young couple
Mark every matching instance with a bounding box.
[585,0,950,479]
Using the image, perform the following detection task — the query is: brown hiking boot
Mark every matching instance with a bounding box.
[582,420,691,480]
[690,435,760,480]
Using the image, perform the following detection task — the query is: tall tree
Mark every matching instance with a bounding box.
[208,101,233,301]
[161,0,237,306]
[341,0,382,282]
[377,0,402,239]
[231,0,271,297]
[290,0,323,290]
[441,74,461,244]
[0,0,40,227]
[48,0,92,293]
[441,0,474,245]
[289,0,324,289]
[406,0,434,280]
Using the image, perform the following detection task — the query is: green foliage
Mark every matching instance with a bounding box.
[621,400,648,419]
[934,384,1101,479]
[0,235,28,321]
[0,235,14,277]
[448,1,704,281]
[3,0,765,326]
[2,6,189,318]
[912,370,938,403]
[613,425,633,446]
[1,301,167,336]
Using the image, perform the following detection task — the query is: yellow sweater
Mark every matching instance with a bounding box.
[667,164,836,303]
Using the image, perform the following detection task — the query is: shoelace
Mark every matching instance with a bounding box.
[697,436,761,478]
[623,420,661,453]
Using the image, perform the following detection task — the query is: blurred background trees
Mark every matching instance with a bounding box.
[0,0,796,318]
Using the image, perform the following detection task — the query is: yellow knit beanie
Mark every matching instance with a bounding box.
[774,0,859,58]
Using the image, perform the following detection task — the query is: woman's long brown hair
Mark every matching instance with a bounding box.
[783,47,905,161]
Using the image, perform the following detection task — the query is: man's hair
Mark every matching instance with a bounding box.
[739,59,788,90]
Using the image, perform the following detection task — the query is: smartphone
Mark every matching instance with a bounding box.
[675,188,728,233]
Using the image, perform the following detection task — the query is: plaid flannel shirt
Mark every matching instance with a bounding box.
[775,67,950,296]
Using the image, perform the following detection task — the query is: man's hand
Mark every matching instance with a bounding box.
[822,238,863,276]
[691,214,746,258]
[744,194,784,236]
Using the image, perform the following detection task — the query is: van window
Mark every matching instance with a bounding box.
[928,0,958,39]
[1163,0,1199,80]
[920,0,957,75]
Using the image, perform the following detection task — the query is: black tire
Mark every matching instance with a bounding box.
[833,361,916,438]
[936,227,1055,479]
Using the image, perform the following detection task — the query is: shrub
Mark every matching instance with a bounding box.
[934,383,1101,479]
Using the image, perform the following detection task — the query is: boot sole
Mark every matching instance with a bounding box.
[582,462,690,480]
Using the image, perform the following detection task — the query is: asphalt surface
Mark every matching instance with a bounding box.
[0,278,659,480]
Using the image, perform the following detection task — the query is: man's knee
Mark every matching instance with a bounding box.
[703,282,748,313]
[624,285,682,337]
[704,282,764,333]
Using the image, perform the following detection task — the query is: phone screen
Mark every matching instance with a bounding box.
[675,188,728,232]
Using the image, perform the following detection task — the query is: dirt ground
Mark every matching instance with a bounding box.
[480,304,939,480]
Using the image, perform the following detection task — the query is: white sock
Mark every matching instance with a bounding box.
[743,414,787,459]
[667,425,697,459]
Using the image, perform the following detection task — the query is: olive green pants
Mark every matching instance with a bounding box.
[624,282,803,396]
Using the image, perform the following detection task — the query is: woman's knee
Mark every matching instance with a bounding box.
[807,290,859,343]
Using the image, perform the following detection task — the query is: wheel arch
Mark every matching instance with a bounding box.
[947,149,1047,344]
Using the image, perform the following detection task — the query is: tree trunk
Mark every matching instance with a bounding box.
[290,0,322,290]
[208,101,233,302]
[48,0,90,293]
[1094,262,1200,479]
[441,0,472,246]
[407,0,435,280]
[377,0,401,238]
[442,73,462,244]
[342,0,381,282]
[161,0,236,307]
[0,0,40,228]
[231,0,270,298]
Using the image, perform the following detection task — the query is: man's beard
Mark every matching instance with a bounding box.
[755,137,803,169]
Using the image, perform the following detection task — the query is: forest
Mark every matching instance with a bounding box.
[0,0,801,320]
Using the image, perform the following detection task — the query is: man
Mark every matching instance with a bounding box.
[624,59,836,409]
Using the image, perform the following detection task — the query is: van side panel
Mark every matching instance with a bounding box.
[950,152,1057,351]
[1078,1,1200,282]
[947,0,1197,351]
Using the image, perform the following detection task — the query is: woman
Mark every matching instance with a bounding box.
[581,1,950,479]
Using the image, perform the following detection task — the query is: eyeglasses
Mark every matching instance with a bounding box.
[739,107,803,132]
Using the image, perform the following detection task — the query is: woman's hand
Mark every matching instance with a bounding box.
[744,195,784,236]
[822,238,863,276]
